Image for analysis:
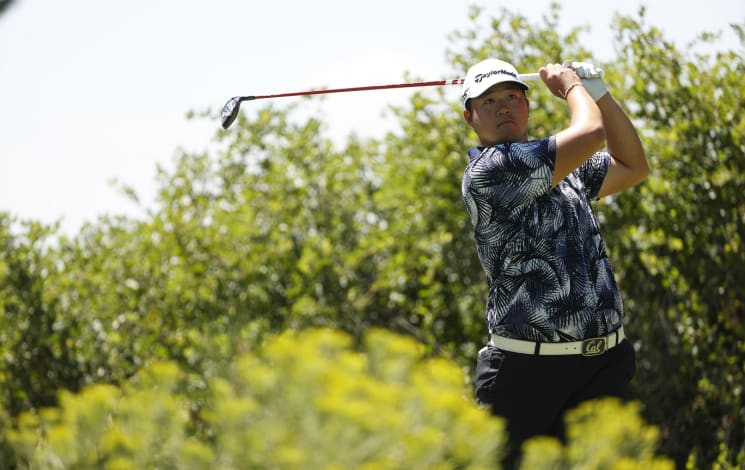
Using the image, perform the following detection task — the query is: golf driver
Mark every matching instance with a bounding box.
[220,73,541,129]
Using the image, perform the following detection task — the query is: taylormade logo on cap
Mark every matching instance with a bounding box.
[474,69,519,83]
[462,58,529,106]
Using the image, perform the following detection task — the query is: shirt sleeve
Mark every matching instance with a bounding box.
[576,151,611,200]
[464,138,555,212]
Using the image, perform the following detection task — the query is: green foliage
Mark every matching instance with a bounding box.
[7,328,506,469]
[0,3,743,469]
[0,215,85,417]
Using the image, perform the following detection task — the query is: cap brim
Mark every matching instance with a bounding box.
[464,79,529,107]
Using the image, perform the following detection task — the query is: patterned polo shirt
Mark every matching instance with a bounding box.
[461,137,624,342]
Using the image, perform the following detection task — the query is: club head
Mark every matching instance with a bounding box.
[220,97,241,129]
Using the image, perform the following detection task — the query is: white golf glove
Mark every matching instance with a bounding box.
[564,60,608,101]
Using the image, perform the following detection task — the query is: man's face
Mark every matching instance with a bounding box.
[463,83,529,146]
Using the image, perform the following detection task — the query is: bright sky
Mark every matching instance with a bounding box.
[1,0,741,235]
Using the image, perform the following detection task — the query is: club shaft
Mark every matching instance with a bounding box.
[240,73,540,102]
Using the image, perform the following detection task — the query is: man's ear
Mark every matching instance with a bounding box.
[463,109,473,126]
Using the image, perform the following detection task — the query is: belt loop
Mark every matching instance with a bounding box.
[614,330,619,346]
[534,342,541,355]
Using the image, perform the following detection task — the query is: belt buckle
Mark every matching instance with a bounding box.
[581,337,607,356]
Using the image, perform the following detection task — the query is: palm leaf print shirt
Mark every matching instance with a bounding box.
[462,137,624,342]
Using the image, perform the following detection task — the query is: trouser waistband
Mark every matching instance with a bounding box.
[489,327,625,356]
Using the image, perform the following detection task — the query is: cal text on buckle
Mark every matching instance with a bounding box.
[581,337,607,356]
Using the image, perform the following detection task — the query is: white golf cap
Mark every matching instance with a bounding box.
[462,58,529,107]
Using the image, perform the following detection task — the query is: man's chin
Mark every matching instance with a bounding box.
[480,129,525,146]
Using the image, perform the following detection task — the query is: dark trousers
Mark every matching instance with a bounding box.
[475,339,636,468]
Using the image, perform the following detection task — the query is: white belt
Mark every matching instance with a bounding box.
[489,327,625,356]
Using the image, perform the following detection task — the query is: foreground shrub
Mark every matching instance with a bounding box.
[7,328,505,469]
[5,327,674,469]
[205,328,506,469]
[520,398,674,469]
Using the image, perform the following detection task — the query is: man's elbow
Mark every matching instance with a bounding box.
[628,154,650,187]
[587,122,605,153]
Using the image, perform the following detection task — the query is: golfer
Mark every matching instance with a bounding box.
[460,59,649,466]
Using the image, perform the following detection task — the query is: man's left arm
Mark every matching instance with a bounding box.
[595,93,649,198]
[566,61,650,198]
